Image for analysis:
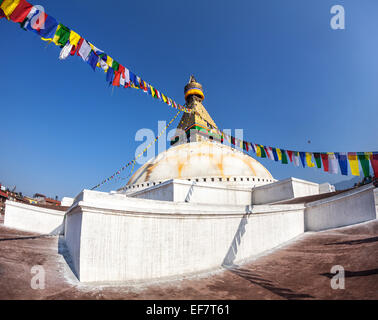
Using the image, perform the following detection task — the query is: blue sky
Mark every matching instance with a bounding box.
[1,0,377,198]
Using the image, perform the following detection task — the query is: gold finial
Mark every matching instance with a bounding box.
[189,75,197,83]
[184,75,204,103]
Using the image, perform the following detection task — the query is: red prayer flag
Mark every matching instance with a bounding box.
[370,153,378,178]
[286,150,293,162]
[112,71,121,87]
[70,45,77,56]
[9,0,33,23]
[264,146,270,159]
[118,65,125,78]
[320,153,329,172]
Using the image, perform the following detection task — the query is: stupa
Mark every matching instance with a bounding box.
[4,77,375,284]
[121,76,275,194]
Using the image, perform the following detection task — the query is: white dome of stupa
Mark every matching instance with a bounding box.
[125,141,274,187]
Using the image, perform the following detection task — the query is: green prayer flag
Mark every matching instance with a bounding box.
[281,149,288,164]
[358,153,370,177]
[260,145,267,158]
[56,24,70,47]
[112,60,119,71]
[314,153,322,169]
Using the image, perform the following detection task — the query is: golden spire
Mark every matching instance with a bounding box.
[171,76,219,145]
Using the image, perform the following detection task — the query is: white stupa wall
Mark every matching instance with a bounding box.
[63,183,376,283]
[127,179,254,205]
[64,190,305,283]
[4,200,65,235]
[252,177,321,205]
[305,184,377,231]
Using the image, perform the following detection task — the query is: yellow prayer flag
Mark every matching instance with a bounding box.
[1,0,20,19]
[106,56,113,68]
[276,148,282,161]
[348,153,360,176]
[306,152,315,167]
[256,145,261,157]
[69,30,81,47]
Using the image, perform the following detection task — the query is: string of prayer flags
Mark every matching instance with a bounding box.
[3,0,378,180]
[3,0,191,114]
[91,110,182,190]
[239,139,376,178]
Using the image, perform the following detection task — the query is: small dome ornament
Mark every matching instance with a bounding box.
[184,75,205,103]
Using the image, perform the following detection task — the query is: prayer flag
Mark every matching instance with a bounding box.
[256,145,261,157]
[313,153,322,169]
[370,152,378,178]
[52,24,70,47]
[306,152,315,168]
[106,67,114,84]
[260,145,267,158]
[328,153,339,174]
[348,152,360,176]
[321,153,329,172]
[293,151,300,167]
[272,147,278,161]
[124,68,130,87]
[286,150,293,162]
[69,30,81,47]
[335,152,348,176]
[281,149,288,164]
[106,56,113,68]
[98,54,109,72]
[59,42,72,60]
[112,70,121,86]
[358,153,370,177]
[87,50,98,71]
[266,147,274,160]
[9,0,31,22]
[0,0,20,19]
[112,60,120,72]
[78,39,91,61]
[299,152,306,168]
[276,148,282,161]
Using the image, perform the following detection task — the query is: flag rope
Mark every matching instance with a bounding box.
[1,0,377,178]
[90,109,182,190]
